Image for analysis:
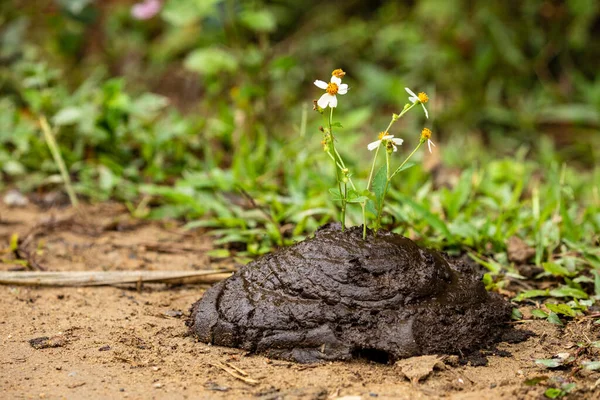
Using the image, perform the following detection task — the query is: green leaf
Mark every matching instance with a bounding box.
[184,48,238,75]
[328,188,342,202]
[365,199,377,217]
[582,361,600,371]
[545,303,577,317]
[547,312,564,326]
[511,308,523,320]
[206,249,231,258]
[544,388,562,399]
[535,358,563,368]
[346,189,369,204]
[513,289,549,301]
[391,162,416,177]
[543,262,574,277]
[53,107,82,125]
[394,193,452,239]
[372,164,387,211]
[331,121,343,128]
[239,10,277,33]
[523,376,548,386]
[467,253,500,274]
[531,309,548,318]
[9,233,19,252]
[593,270,600,298]
[162,0,221,26]
[549,286,589,299]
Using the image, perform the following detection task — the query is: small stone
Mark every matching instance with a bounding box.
[29,336,66,349]
[3,190,29,207]
[98,345,111,352]
[164,309,183,318]
[153,382,163,389]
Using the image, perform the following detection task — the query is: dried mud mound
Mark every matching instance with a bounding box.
[188,224,513,363]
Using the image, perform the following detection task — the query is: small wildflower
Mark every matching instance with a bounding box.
[367,132,403,152]
[392,113,399,122]
[405,87,429,119]
[332,69,346,78]
[314,72,348,109]
[420,128,436,153]
[131,0,162,20]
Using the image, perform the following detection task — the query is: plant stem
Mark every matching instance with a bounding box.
[390,141,423,180]
[366,145,381,191]
[328,107,346,231]
[39,116,79,208]
[374,150,391,234]
[361,203,367,239]
[362,103,421,237]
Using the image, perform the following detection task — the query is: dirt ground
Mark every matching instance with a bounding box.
[1,201,599,399]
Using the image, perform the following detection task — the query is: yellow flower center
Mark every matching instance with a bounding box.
[332,69,346,78]
[326,82,339,95]
[421,128,432,140]
[418,92,429,103]
[378,131,387,140]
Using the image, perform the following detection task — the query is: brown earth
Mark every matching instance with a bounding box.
[1,201,599,399]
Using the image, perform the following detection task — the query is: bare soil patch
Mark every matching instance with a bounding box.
[1,202,599,399]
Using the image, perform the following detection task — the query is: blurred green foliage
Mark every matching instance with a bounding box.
[0,0,599,308]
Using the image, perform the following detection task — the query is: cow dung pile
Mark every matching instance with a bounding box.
[188,224,513,363]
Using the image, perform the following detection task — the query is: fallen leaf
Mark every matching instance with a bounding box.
[396,355,445,383]
[507,236,535,263]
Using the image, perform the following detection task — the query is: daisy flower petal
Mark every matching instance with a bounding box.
[331,76,342,85]
[391,138,404,146]
[317,93,331,109]
[338,83,348,95]
[427,139,436,153]
[421,104,429,119]
[405,87,418,98]
[367,140,381,151]
[329,95,338,108]
[314,80,328,89]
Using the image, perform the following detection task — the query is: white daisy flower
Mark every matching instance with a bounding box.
[314,71,348,109]
[367,132,404,151]
[420,128,436,153]
[405,87,429,119]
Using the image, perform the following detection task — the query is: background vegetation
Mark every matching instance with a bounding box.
[1,1,599,320]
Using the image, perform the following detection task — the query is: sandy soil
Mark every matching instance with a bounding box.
[1,201,599,399]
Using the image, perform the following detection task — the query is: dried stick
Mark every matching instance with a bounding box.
[211,361,259,385]
[0,270,232,287]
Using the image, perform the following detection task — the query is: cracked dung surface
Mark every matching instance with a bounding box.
[188,224,513,363]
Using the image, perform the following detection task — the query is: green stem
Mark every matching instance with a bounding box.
[341,182,347,232]
[374,150,392,234]
[39,116,79,208]
[366,104,416,191]
[361,203,367,240]
[390,141,423,180]
[328,107,346,231]
[366,145,381,191]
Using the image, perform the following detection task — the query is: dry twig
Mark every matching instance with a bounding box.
[0,270,232,287]
[211,361,259,385]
